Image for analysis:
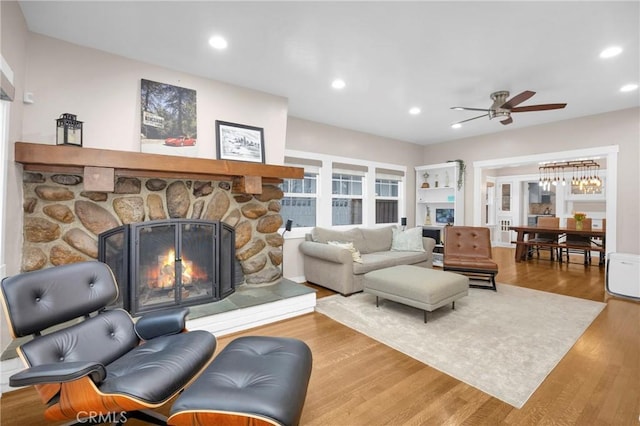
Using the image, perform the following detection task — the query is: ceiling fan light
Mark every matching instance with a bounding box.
[488,110,508,120]
[451,123,462,129]
[331,79,346,90]
[208,35,228,50]
[620,83,638,92]
[599,46,622,59]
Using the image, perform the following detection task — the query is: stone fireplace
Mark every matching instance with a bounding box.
[16,142,303,294]
[21,172,287,287]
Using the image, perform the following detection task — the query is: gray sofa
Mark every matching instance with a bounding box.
[299,226,436,296]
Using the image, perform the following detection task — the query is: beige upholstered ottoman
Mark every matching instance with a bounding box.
[363,264,469,322]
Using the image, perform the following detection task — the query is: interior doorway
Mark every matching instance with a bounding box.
[472,146,618,253]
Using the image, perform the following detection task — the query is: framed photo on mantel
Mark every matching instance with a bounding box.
[215,120,265,163]
[140,79,197,157]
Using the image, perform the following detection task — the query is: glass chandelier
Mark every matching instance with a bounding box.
[539,160,602,192]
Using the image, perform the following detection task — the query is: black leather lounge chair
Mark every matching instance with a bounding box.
[0,261,217,425]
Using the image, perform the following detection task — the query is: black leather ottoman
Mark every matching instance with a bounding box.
[168,336,313,426]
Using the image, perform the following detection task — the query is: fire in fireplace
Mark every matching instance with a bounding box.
[99,219,235,316]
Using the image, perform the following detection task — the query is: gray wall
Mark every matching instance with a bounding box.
[422,107,640,254]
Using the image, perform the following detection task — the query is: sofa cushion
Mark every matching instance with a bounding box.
[359,226,394,254]
[352,251,429,275]
[391,227,426,252]
[311,227,366,252]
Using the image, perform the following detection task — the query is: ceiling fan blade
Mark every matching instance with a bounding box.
[501,90,536,109]
[451,107,491,112]
[452,114,489,125]
[511,103,567,112]
[500,116,513,125]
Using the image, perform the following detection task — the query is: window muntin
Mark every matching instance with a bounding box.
[375,178,399,224]
[375,178,398,197]
[280,172,318,228]
[283,150,406,230]
[332,173,362,196]
[332,173,363,225]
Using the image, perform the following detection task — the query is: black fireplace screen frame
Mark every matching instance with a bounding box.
[98,219,235,316]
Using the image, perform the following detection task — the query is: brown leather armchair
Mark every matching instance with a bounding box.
[443,226,498,291]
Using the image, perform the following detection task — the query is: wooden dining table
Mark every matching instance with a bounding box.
[509,225,606,264]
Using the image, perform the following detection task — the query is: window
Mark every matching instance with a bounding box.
[375,178,399,224]
[279,172,318,228]
[284,149,406,230]
[332,173,363,225]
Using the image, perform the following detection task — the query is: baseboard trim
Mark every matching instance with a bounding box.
[0,357,23,395]
[188,292,316,336]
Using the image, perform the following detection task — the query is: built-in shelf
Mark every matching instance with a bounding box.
[14,142,303,193]
[415,162,464,227]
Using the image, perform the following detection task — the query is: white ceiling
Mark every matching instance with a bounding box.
[18,1,640,146]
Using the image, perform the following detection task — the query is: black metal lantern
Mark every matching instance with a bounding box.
[56,113,83,146]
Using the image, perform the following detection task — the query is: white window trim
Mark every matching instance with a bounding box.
[284,149,407,236]
[280,171,319,234]
[374,176,401,224]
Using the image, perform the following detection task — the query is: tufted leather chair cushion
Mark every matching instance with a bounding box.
[1,261,118,338]
[444,226,498,273]
[18,309,138,370]
[170,336,312,426]
[101,330,217,403]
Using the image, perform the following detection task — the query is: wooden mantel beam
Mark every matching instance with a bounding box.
[14,142,304,186]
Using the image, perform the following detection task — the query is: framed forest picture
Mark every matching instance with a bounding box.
[140,79,197,157]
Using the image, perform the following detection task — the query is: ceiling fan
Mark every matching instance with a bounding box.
[451,90,566,126]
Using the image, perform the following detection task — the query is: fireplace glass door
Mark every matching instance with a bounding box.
[99,219,235,316]
[134,221,217,314]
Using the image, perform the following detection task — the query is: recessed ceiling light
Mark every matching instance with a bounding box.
[209,35,228,50]
[620,83,638,92]
[599,46,622,59]
[331,79,346,90]
[451,123,462,129]
[409,107,421,115]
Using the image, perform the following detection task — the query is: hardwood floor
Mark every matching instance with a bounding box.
[1,247,638,425]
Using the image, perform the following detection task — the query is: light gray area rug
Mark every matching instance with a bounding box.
[315,283,605,408]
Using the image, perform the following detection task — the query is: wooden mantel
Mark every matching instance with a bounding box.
[15,142,303,193]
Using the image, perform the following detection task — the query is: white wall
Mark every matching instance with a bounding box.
[0,0,29,359]
[21,33,288,162]
[1,8,290,354]
[422,108,640,254]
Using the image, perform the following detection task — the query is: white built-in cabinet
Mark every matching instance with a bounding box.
[415,162,465,228]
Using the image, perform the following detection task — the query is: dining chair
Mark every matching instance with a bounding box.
[528,216,560,261]
[562,218,593,265]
